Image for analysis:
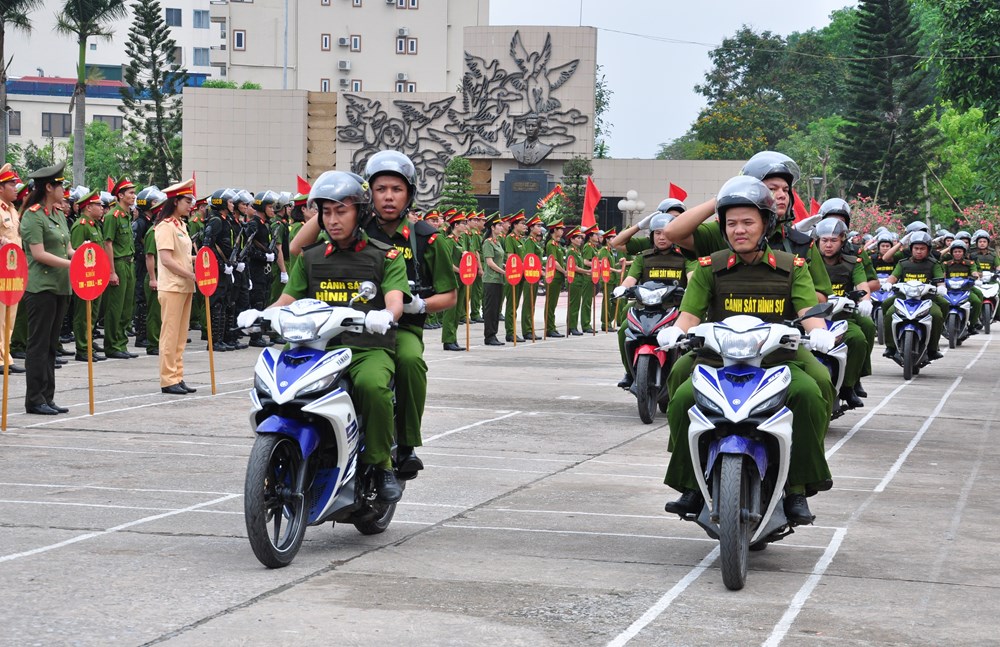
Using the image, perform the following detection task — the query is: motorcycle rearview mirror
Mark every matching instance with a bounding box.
[795,302,834,323]
[350,281,378,306]
[847,289,869,302]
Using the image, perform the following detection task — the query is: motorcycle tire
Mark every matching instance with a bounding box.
[718,454,752,591]
[874,308,884,346]
[983,303,993,335]
[635,354,658,424]
[902,329,916,381]
[947,313,959,349]
[354,500,398,535]
[244,434,308,569]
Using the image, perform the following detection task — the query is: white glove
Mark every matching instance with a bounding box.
[223,264,233,276]
[237,308,263,329]
[808,328,837,354]
[857,300,873,318]
[265,253,276,263]
[656,326,684,349]
[793,214,822,234]
[280,272,289,284]
[235,262,246,273]
[635,212,656,231]
[899,232,912,246]
[612,285,628,299]
[364,309,394,335]
[402,294,426,314]
[880,280,891,292]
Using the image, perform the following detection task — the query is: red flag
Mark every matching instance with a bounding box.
[296,175,312,195]
[791,190,809,223]
[668,182,688,202]
[810,198,821,216]
[191,172,197,198]
[581,176,601,229]
[106,176,114,192]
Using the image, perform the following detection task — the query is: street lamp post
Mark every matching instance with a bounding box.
[617,189,646,228]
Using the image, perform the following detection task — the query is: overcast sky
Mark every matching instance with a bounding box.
[490,0,856,159]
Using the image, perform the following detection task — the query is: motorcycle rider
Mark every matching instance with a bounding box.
[656,176,834,525]
[612,212,690,389]
[203,188,239,352]
[970,230,997,273]
[941,240,983,332]
[881,231,946,361]
[247,171,409,503]
[610,197,689,256]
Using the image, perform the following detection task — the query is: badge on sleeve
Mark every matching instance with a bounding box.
[698,256,712,267]
[793,256,806,267]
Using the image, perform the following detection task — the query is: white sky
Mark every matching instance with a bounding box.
[490,0,856,159]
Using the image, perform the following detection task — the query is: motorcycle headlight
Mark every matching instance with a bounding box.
[296,371,341,397]
[254,373,272,397]
[278,310,330,343]
[749,390,786,417]
[714,327,769,361]
[694,389,724,415]
[636,286,669,306]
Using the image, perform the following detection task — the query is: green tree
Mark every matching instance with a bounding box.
[925,104,989,224]
[836,0,937,207]
[929,0,1000,121]
[776,115,847,202]
[561,156,592,224]
[437,156,478,213]
[693,98,781,160]
[67,120,128,189]
[655,132,703,160]
[0,0,42,163]
[119,0,186,187]
[55,0,129,186]
[593,63,612,158]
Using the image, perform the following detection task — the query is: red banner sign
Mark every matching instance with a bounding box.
[505,254,523,285]
[523,253,542,285]
[544,254,557,284]
[195,246,220,297]
[0,243,27,307]
[566,255,577,284]
[69,242,111,302]
[600,256,612,283]
[459,251,478,286]
[591,258,601,284]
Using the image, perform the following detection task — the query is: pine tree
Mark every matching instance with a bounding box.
[836,0,937,208]
[437,157,478,212]
[119,0,187,186]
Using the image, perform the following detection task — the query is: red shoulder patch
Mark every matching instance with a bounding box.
[387,248,400,260]
[428,233,438,244]
[793,256,806,267]
[698,256,712,267]
[28,204,41,212]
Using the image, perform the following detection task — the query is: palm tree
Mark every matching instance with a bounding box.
[55,0,128,185]
[1,0,43,163]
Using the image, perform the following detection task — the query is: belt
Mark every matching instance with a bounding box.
[115,255,132,261]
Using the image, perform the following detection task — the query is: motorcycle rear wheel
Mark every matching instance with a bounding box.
[902,330,915,381]
[354,500,398,535]
[718,454,752,591]
[635,354,658,424]
[244,435,308,569]
[983,303,993,334]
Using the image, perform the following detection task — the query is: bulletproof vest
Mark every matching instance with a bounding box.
[823,254,857,296]
[203,212,235,259]
[709,249,797,323]
[366,218,435,329]
[133,214,152,255]
[774,226,814,259]
[896,257,938,283]
[943,259,974,279]
[870,251,896,275]
[301,239,395,350]
[971,251,996,273]
[639,247,687,286]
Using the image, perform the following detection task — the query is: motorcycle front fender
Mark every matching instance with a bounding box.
[633,344,668,367]
[255,414,322,460]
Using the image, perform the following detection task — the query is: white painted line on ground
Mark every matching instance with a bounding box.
[422,411,521,443]
[964,339,991,369]
[443,523,716,544]
[0,499,179,512]
[0,494,240,564]
[605,547,720,647]
[827,382,910,458]
[761,528,848,647]
[418,450,575,464]
[4,444,246,459]
[426,465,550,475]
[0,482,238,496]
[875,375,963,493]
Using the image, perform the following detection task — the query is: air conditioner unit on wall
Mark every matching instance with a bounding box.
[338,60,351,71]
[339,78,350,87]
[386,0,395,4]
[338,37,350,47]
[396,72,408,81]
[397,27,409,37]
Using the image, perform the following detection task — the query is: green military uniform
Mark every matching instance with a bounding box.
[942,257,983,327]
[596,244,614,331]
[468,226,484,320]
[822,252,871,390]
[519,235,544,338]
[842,241,877,379]
[143,226,161,352]
[544,236,566,334]
[70,215,104,355]
[102,203,136,353]
[440,232,466,345]
[566,243,586,332]
[883,257,946,353]
[618,245,688,376]
[503,233,524,338]
[283,233,410,468]
[665,247,832,493]
[579,241,598,331]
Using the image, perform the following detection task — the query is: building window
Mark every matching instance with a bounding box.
[94,115,123,131]
[350,35,361,51]
[395,81,405,92]
[396,0,405,7]
[8,111,20,136]
[351,79,362,91]
[352,0,362,5]
[408,0,418,7]
[169,46,183,65]
[193,9,209,29]
[41,113,72,138]
[233,30,246,51]
[89,43,97,51]
[165,7,182,27]
[406,81,416,92]
[395,37,405,54]
[321,78,330,92]
[321,34,331,51]
[407,37,417,54]
[193,47,210,66]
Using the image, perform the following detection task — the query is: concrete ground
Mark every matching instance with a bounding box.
[1,294,997,646]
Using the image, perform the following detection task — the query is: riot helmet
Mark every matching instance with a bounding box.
[716,175,778,252]
[364,150,417,217]
[818,198,851,224]
[252,190,279,213]
[909,231,932,251]
[956,230,971,242]
[209,188,237,212]
[656,198,686,215]
[135,186,161,210]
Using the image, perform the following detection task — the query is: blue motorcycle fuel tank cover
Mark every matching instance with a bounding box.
[698,364,782,411]
[256,414,322,459]
[270,347,350,395]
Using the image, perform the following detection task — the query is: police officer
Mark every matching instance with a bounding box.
[656,176,835,524]
[441,210,469,351]
[610,198,688,256]
[229,190,255,343]
[131,186,159,349]
[0,163,24,373]
[143,191,169,356]
[70,189,108,362]
[245,171,408,502]
[245,190,282,347]
[203,188,239,351]
[520,215,545,340]
[467,211,486,323]
[503,210,527,342]
[543,220,566,337]
[941,240,983,331]
[102,177,139,359]
[565,227,586,335]
[481,214,508,345]
[881,231,945,361]
[970,229,996,273]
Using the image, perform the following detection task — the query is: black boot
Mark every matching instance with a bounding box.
[664,489,703,515]
[783,493,815,525]
[617,373,633,389]
[839,386,864,409]
[854,381,867,398]
[927,349,944,360]
[373,468,402,502]
[396,446,424,480]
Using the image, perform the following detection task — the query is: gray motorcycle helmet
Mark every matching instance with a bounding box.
[716,176,778,252]
[656,198,686,215]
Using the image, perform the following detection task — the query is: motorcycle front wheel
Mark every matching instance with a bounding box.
[946,312,960,349]
[874,307,884,346]
[982,302,992,334]
[902,329,916,381]
[635,354,658,424]
[244,435,308,568]
[717,454,752,591]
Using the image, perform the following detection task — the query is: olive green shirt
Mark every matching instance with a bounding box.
[102,203,135,258]
[890,258,944,282]
[70,216,103,249]
[284,232,410,301]
[20,204,71,295]
[482,237,506,284]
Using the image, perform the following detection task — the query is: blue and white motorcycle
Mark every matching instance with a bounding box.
[889,280,936,380]
[871,272,893,345]
[976,270,999,334]
[667,305,829,590]
[243,283,402,568]
[943,276,975,348]
[813,294,852,418]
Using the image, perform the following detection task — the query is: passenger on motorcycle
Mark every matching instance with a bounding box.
[881,231,946,361]
[253,171,410,503]
[612,212,691,389]
[656,176,834,525]
[609,197,690,256]
[882,221,931,263]
[941,240,983,332]
[971,230,997,273]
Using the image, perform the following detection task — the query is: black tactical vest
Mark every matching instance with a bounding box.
[870,251,896,275]
[971,251,997,273]
[943,259,974,279]
[774,226,814,258]
[640,247,688,286]
[366,218,436,329]
[824,255,858,296]
[709,249,797,323]
[896,257,938,283]
[301,239,395,350]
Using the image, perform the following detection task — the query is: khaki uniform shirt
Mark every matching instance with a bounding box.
[0,199,21,246]
[154,217,195,293]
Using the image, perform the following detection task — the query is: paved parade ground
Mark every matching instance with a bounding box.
[1,295,998,646]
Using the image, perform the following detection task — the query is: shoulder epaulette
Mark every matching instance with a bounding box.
[368,238,393,252]
[386,248,400,260]
[428,233,438,245]
[698,256,712,267]
[28,204,41,212]
[793,256,806,267]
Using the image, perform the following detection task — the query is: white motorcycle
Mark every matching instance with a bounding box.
[975,270,998,333]
[818,293,859,418]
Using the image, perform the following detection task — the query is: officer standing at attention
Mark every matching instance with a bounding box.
[0,163,25,373]
[203,189,239,352]
[503,210,527,342]
[481,213,508,345]
[565,227,587,335]
[520,215,545,340]
[131,186,159,350]
[441,210,469,351]
[143,191,169,356]
[543,220,566,337]
[70,190,109,362]
[245,191,282,347]
[102,177,139,359]
[656,176,835,524]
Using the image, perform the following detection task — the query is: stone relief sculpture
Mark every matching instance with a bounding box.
[337,30,588,203]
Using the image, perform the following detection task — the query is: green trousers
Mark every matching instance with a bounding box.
[618,323,631,375]
[544,275,564,333]
[441,284,467,345]
[145,278,161,349]
[882,295,944,352]
[856,313,875,378]
[580,280,595,330]
[568,279,585,331]
[969,287,983,328]
[520,282,539,337]
[470,276,483,319]
[104,258,136,353]
[665,345,832,492]
[72,295,103,355]
[349,347,396,469]
[840,320,867,389]
[503,282,521,337]
[394,326,427,449]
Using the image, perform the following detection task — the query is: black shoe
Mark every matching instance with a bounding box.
[54,357,67,365]
[46,401,69,413]
[546,330,564,338]
[928,350,944,360]
[839,386,864,410]
[458,318,467,324]
[26,403,59,415]
[505,335,525,343]
[522,333,541,341]
[106,350,133,359]
[231,341,249,350]
[6,364,25,373]
[135,338,148,348]
[582,328,596,334]
[569,329,583,336]
[178,381,197,393]
[485,337,505,346]
[396,446,424,480]
[57,347,74,357]
[784,493,815,525]
[423,322,435,330]
[212,342,233,352]
[471,317,485,324]
[59,334,74,344]
[75,353,106,362]
[882,348,896,358]
[126,327,136,337]
[665,489,704,515]
[146,348,159,356]
[249,338,270,348]
[52,362,60,369]
[442,342,465,351]
[831,401,843,420]
[92,344,105,352]
[854,381,867,398]
[374,468,402,502]
[11,350,25,359]
[617,373,634,389]
[161,384,188,395]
